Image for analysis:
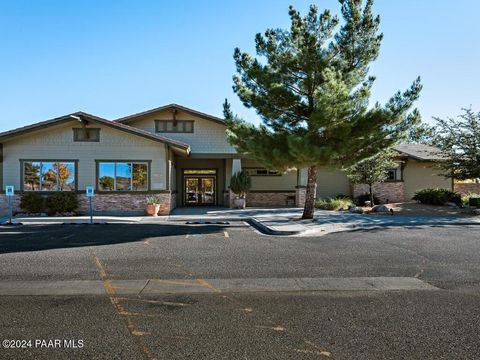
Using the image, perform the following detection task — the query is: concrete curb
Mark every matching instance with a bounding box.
[249,217,303,236]
[250,217,480,236]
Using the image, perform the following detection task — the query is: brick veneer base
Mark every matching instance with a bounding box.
[0,193,173,217]
[454,183,480,195]
[246,192,296,207]
[79,193,172,216]
[0,195,21,217]
[353,182,405,204]
[228,190,297,208]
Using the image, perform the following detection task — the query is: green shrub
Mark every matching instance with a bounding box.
[46,192,79,215]
[315,197,352,211]
[461,193,480,206]
[468,196,480,208]
[20,192,45,213]
[230,170,252,198]
[354,193,380,206]
[412,188,462,206]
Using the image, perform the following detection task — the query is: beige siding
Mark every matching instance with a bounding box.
[316,167,351,199]
[403,160,452,199]
[124,109,236,154]
[3,121,167,190]
[241,159,297,191]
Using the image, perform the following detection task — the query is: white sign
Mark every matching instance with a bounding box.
[86,186,95,197]
[5,185,14,197]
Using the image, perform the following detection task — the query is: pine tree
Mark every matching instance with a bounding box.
[226,1,422,219]
[223,99,234,120]
[434,108,480,181]
[346,150,398,205]
[406,122,436,145]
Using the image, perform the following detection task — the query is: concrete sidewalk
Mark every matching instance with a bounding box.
[0,277,437,296]
[5,207,480,236]
[250,211,480,236]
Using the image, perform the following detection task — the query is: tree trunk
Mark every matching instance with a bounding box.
[369,184,374,206]
[302,165,318,219]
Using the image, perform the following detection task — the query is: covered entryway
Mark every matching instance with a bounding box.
[182,169,217,206]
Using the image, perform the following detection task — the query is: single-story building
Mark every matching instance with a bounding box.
[0,104,476,216]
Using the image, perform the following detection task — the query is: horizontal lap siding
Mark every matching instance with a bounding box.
[124,110,236,154]
[2,121,167,190]
[241,159,297,191]
[403,160,452,200]
[316,167,351,199]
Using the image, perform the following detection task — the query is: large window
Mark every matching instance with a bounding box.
[97,161,149,191]
[23,161,76,191]
[155,120,194,133]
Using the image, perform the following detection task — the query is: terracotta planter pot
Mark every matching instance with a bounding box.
[233,198,246,209]
[146,204,160,217]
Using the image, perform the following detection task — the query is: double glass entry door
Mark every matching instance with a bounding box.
[184,176,216,205]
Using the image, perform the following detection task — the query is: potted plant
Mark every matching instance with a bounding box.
[229,170,252,209]
[145,195,161,216]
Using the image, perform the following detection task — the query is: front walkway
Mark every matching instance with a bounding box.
[4,207,480,236]
[249,210,480,236]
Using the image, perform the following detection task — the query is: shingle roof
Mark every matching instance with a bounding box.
[115,103,226,125]
[393,144,447,161]
[0,111,191,153]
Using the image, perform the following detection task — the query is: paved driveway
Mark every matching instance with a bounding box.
[0,222,479,359]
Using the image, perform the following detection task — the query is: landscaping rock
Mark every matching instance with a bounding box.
[371,205,391,213]
[472,209,480,216]
[348,206,364,214]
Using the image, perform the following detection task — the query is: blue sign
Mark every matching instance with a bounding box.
[86,186,95,197]
[5,185,14,197]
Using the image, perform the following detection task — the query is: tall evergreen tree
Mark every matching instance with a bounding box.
[226,1,422,219]
[434,108,480,181]
[223,98,234,120]
[406,121,436,145]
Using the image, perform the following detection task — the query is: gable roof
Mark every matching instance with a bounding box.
[392,144,447,161]
[0,111,191,154]
[115,103,226,126]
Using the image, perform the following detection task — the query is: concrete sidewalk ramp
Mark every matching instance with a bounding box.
[0,277,438,296]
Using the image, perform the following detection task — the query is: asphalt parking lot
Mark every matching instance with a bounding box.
[0,221,479,359]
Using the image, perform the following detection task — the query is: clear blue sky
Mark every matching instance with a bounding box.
[0,0,479,132]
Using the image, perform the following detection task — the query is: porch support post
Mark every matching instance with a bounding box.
[229,158,242,208]
[295,167,308,207]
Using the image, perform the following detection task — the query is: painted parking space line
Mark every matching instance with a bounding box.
[224,230,229,238]
[92,255,156,360]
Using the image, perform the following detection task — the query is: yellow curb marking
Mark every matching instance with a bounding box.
[196,279,221,293]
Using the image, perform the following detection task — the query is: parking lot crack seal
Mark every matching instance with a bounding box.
[137,279,150,296]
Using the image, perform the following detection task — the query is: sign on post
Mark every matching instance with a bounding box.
[4,185,14,225]
[5,185,14,197]
[86,186,95,224]
[86,186,95,197]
